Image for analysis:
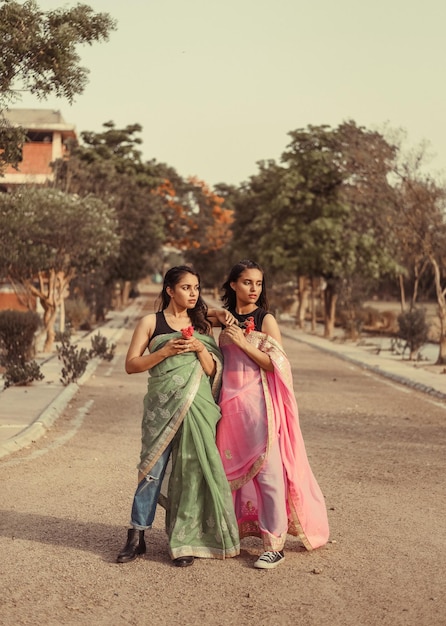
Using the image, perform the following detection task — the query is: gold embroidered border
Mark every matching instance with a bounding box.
[287,492,313,550]
[138,363,203,478]
[170,544,240,560]
[229,454,266,491]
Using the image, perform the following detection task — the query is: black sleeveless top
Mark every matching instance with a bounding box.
[152,311,176,340]
[232,307,268,332]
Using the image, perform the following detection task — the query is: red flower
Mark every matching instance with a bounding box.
[244,316,255,335]
[181,326,194,339]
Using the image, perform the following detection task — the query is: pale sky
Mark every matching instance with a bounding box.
[14,0,446,187]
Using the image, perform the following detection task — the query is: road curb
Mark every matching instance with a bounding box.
[0,381,81,459]
[0,299,144,460]
[281,328,446,402]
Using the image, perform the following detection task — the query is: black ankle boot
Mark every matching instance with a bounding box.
[173,556,194,567]
[116,529,146,563]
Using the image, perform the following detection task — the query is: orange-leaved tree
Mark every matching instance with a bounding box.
[152,176,234,286]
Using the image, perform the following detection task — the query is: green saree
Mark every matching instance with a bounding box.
[138,331,240,560]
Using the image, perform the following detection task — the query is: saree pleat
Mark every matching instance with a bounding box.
[138,331,240,559]
[217,331,329,551]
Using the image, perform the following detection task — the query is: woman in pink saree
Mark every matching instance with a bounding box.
[216,260,329,569]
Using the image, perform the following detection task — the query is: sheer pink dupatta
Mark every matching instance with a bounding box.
[217,332,329,551]
[265,342,329,550]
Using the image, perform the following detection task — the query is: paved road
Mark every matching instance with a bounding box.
[1,291,445,625]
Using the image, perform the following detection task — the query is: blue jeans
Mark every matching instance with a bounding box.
[130,444,172,530]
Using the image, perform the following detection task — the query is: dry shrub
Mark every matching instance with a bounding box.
[65,298,91,331]
[380,310,399,333]
[337,306,400,338]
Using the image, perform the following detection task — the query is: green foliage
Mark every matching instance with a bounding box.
[228,121,408,338]
[56,332,89,385]
[231,122,403,283]
[185,246,233,290]
[69,270,113,323]
[0,309,43,388]
[0,187,120,279]
[89,332,115,361]
[0,309,40,365]
[0,0,116,172]
[53,124,235,285]
[52,122,166,282]
[0,186,120,352]
[229,161,288,267]
[3,360,44,388]
[397,308,429,358]
[0,116,25,170]
[0,0,116,105]
[268,283,298,316]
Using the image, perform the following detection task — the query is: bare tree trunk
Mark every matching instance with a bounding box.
[438,331,446,365]
[50,272,71,344]
[411,259,428,310]
[41,270,57,353]
[323,287,338,339]
[398,274,406,313]
[296,275,309,328]
[31,270,69,353]
[435,305,446,365]
[429,255,446,365]
[42,300,57,353]
[310,276,318,332]
[121,280,132,307]
[59,297,66,334]
[411,274,419,310]
[111,281,123,310]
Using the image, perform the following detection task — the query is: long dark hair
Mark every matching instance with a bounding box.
[157,265,211,335]
[221,259,269,311]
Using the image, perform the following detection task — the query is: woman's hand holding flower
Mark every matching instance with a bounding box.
[173,327,205,355]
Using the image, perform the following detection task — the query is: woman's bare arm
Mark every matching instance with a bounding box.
[125,314,175,373]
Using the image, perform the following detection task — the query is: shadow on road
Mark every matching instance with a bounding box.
[0,509,168,563]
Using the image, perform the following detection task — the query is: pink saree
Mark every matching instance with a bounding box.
[216,330,329,551]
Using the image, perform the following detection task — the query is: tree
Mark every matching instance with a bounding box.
[0,0,116,171]
[176,177,234,288]
[150,174,235,287]
[52,122,166,302]
[230,122,402,338]
[387,140,441,310]
[285,123,401,336]
[392,173,446,363]
[226,160,301,287]
[0,187,120,352]
[53,122,236,294]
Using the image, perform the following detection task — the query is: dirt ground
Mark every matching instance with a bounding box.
[0,313,445,625]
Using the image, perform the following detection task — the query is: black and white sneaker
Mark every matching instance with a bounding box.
[253,550,285,569]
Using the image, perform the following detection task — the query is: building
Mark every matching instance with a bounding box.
[1,108,77,190]
[0,109,77,310]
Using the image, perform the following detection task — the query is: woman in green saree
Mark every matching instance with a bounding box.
[116,266,240,567]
